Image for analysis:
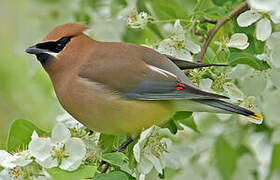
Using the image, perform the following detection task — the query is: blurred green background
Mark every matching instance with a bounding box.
[1,0,280,179]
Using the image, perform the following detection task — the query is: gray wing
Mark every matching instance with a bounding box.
[164,55,227,69]
[122,64,229,100]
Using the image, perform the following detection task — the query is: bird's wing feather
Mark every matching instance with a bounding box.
[164,55,228,69]
[78,42,228,100]
[122,64,228,100]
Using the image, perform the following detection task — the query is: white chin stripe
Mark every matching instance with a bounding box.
[46,52,58,58]
[148,65,177,78]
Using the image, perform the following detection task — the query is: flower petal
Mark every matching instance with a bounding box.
[270,49,280,68]
[36,156,58,169]
[185,39,201,54]
[269,12,280,24]
[267,32,280,49]
[223,83,245,102]
[267,32,280,67]
[157,39,176,56]
[175,49,192,60]
[237,10,262,27]
[173,19,185,41]
[227,33,249,50]
[138,126,155,144]
[60,158,83,171]
[61,138,86,171]
[65,138,86,160]
[13,150,33,167]
[248,0,278,12]
[271,68,280,88]
[0,168,13,180]
[144,153,164,174]
[256,18,272,41]
[51,123,71,143]
[0,150,15,168]
[56,111,84,129]
[137,157,153,175]
[133,142,141,162]
[29,135,52,162]
[199,78,213,92]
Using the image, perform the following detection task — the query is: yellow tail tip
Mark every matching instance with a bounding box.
[249,113,264,124]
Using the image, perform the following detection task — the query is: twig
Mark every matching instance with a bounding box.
[196,1,248,62]
[200,18,218,24]
[101,163,110,173]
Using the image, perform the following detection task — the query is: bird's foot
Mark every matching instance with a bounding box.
[113,137,134,152]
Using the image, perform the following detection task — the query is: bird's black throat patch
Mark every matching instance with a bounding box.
[36,54,52,64]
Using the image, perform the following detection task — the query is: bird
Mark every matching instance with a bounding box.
[25,22,263,136]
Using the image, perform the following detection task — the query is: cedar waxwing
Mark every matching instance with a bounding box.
[25,23,263,135]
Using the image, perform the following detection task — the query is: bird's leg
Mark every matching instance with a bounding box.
[100,137,135,173]
[113,137,134,152]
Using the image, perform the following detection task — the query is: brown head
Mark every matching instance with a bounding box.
[25,23,92,74]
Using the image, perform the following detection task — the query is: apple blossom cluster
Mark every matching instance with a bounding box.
[0,112,101,180]
[126,9,150,29]
[0,112,188,180]
[157,20,201,61]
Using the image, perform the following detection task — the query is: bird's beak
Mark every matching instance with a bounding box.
[25,45,48,55]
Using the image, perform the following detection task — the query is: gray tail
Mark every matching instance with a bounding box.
[195,99,263,124]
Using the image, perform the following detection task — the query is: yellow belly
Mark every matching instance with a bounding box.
[56,78,175,135]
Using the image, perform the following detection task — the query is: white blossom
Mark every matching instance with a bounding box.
[246,133,272,180]
[227,33,249,50]
[0,150,32,180]
[133,126,185,175]
[29,123,86,171]
[157,20,201,60]
[237,8,279,41]
[56,111,84,129]
[237,9,262,27]
[223,82,245,102]
[248,0,280,20]
[266,32,280,67]
[126,9,149,29]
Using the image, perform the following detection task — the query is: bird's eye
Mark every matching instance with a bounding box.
[56,43,64,51]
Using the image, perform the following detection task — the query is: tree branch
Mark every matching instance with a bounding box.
[200,18,218,24]
[195,1,248,62]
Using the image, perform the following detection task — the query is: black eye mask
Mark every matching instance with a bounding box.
[36,36,72,53]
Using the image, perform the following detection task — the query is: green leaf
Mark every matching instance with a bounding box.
[204,7,228,17]
[73,11,91,24]
[215,136,238,180]
[212,0,233,6]
[166,119,178,134]
[99,134,127,153]
[149,0,187,20]
[270,144,280,173]
[102,152,128,167]
[173,112,199,132]
[47,165,97,180]
[228,52,270,71]
[94,171,135,180]
[126,137,138,170]
[179,116,199,133]
[173,111,192,120]
[7,119,48,152]
[110,0,127,17]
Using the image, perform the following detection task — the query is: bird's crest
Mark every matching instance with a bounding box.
[43,22,88,42]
